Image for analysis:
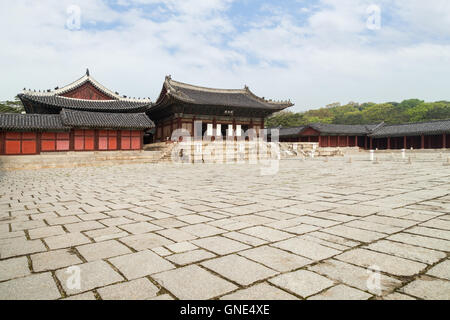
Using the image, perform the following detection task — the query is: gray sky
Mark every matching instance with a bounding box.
[0,0,449,111]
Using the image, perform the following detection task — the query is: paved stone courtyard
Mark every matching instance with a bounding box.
[0,157,449,300]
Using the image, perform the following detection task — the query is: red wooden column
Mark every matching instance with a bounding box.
[421,135,425,149]
[318,136,322,147]
[404,136,407,149]
[387,137,391,150]
[370,138,373,149]
[346,136,349,147]
[0,132,4,155]
[36,132,42,155]
[444,133,447,149]
[364,136,368,149]
[354,136,357,147]
[327,136,330,147]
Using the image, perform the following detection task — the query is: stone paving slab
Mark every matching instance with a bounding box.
[31,249,82,272]
[109,250,173,280]
[97,278,159,300]
[0,257,30,281]
[0,159,449,299]
[153,265,237,300]
[201,254,278,286]
[220,283,298,300]
[308,284,373,300]
[0,273,61,300]
[56,260,124,296]
[269,270,335,298]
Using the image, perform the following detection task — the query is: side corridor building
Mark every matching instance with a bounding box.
[277,121,450,150]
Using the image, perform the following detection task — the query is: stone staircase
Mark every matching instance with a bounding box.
[154,140,279,164]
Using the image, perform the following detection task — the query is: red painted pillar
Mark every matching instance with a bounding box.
[365,136,367,149]
[327,136,330,147]
[36,132,41,155]
[370,138,373,149]
[318,136,322,147]
[354,136,357,147]
[387,137,391,150]
[0,132,4,155]
[421,135,425,149]
[346,136,349,147]
[404,136,407,149]
[444,133,447,149]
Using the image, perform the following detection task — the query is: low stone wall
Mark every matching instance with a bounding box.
[0,150,162,171]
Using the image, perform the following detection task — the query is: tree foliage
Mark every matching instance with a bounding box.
[0,97,24,113]
[266,99,450,127]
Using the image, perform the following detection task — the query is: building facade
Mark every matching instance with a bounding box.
[0,70,154,155]
[147,76,293,142]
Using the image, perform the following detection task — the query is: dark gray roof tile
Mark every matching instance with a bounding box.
[310,123,380,135]
[60,109,154,130]
[0,113,68,131]
[370,119,450,137]
[19,94,150,113]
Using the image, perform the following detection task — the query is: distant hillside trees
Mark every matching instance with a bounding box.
[0,97,24,113]
[266,99,450,127]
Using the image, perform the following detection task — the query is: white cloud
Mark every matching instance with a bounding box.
[0,0,449,110]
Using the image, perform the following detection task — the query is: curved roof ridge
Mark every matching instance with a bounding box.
[22,70,151,103]
[244,86,293,106]
[26,95,149,104]
[167,77,247,94]
[164,76,293,109]
[379,118,450,127]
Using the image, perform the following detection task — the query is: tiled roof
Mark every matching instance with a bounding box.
[19,94,150,113]
[21,70,151,103]
[369,119,450,138]
[60,109,155,129]
[0,113,68,131]
[278,126,306,137]
[309,123,381,135]
[151,76,293,111]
